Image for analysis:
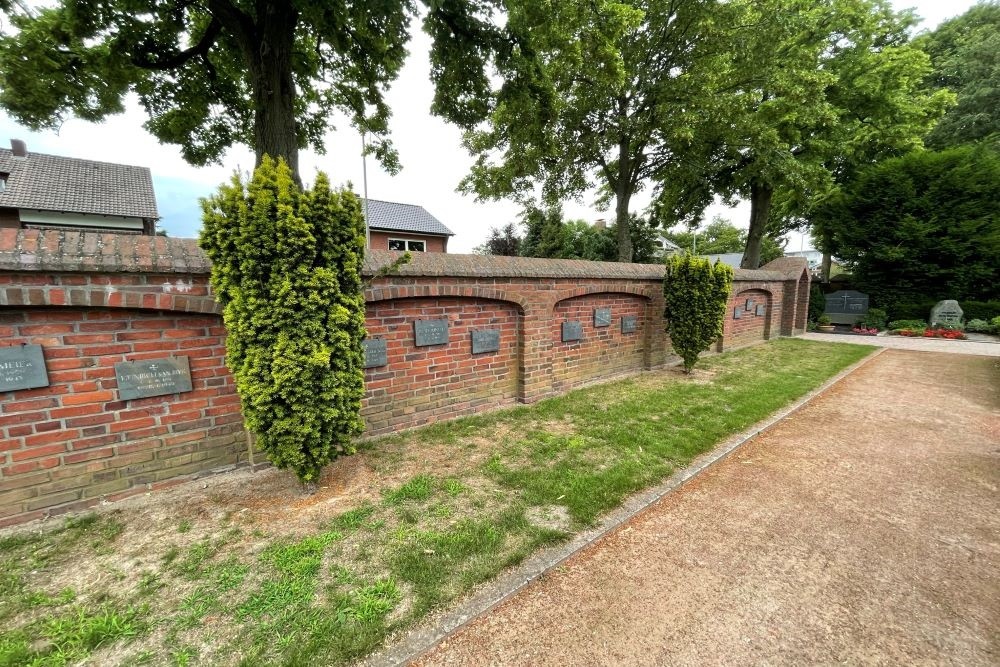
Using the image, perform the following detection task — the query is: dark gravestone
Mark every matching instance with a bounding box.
[733,307,743,320]
[362,338,387,368]
[0,344,49,392]
[930,300,963,327]
[471,329,501,354]
[562,321,583,342]
[594,308,612,327]
[755,304,765,317]
[414,319,449,346]
[621,315,638,334]
[115,356,193,400]
[823,290,869,325]
[745,298,755,311]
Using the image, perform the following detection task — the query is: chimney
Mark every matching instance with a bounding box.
[594,218,606,229]
[11,139,27,159]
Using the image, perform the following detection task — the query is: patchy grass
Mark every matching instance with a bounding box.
[0,339,872,666]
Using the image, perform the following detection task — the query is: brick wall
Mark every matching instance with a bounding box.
[0,230,809,527]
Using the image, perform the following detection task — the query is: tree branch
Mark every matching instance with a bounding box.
[131,18,223,71]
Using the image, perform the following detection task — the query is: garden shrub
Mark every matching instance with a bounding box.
[859,307,887,329]
[200,157,367,483]
[965,319,991,333]
[992,316,1000,334]
[663,255,733,373]
[808,285,826,323]
[888,319,928,331]
[960,301,1000,321]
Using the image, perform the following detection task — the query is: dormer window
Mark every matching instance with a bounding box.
[0,173,7,193]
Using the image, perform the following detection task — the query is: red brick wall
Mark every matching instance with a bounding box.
[552,293,647,392]
[0,230,810,527]
[369,231,448,253]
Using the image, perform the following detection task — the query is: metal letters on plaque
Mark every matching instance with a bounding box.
[562,321,583,342]
[621,315,638,334]
[0,344,49,392]
[471,329,501,355]
[414,319,449,346]
[115,356,193,400]
[733,307,743,320]
[594,308,612,327]
[755,304,765,317]
[363,338,388,368]
[745,298,755,311]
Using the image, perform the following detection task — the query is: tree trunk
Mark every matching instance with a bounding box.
[741,180,773,269]
[248,4,300,181]
[616,139,633,262]
[820,251,832,283]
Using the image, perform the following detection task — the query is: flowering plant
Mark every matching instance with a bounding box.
[921,328,967,340]
[851,326,879,335]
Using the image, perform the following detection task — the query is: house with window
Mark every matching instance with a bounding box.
[0,140,159,234]
[362,198,454,252]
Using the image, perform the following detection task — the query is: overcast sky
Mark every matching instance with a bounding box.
[0,0,980,251]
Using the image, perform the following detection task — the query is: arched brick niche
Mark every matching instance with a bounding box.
[362,296,522,435]
[551,292,648,392]
[725,288,774,348]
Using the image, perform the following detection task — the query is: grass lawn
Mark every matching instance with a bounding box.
[0,338,873,666]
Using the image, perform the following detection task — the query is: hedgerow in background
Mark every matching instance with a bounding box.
[663,255,733,372]
[200,156,367,483]
[808,284,826,323]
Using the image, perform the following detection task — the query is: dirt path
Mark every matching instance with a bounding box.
[414,350,1000,666]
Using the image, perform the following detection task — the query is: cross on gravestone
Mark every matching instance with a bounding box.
[823,290,869,324]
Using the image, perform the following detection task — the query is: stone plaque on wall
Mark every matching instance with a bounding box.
[733,307,742,320]
[621,315,638,334]
[115,356,193,400]
[562,321,583,342]
[471,329,501,355]
[745,298,755,311]
[594,308,612,327]
[363,338,388,368]
[414,319,449,346]
[0,344,49,392]
[755,304,765,316]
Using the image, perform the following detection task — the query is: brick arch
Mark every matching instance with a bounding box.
[550,286,655,309]
[728,286,774,344]
[364,284,528,312]
[2,280,220,314]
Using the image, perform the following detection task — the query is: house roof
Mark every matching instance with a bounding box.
[699,252,745,269]
[361,198,453,236]
[0,147,159,219]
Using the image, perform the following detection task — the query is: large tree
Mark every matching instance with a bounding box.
[460,0,738,261]
[663,216,785,264]
[0,0,540,178]
[917,1,1000,149]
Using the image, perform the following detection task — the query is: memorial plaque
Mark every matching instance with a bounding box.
[562,321,583,342]
[414,319,449,346]
[0,344,49,392]
[930,300,963,327]
[362,338,387,368]
[594,308,612,328]
[755,304,765,317]
[745,298,755,311]
[733,307,743,320]
[115,356,193,400]
[823,290,869,324]
[471,329,501,355]
[621,315,638,334]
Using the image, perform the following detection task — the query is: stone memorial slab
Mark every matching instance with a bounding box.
[621,315,638,334]
[562,321,583,342]
[115,356,192,400]
[0,344,49,392]
[930,300,963,327]
[733,307,742,320]
[414,319,449,346]
[745,298,755,311]
[362,338,387,368]
[755,304,765,317]
[594,308,612,327]
[471,329,501,355]
[824,290,869,324]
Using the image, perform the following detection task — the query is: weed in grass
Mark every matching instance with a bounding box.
[383,475,435,505]
[332,504,377,531]
[171,644,199,666]
[162,545,180,567]
[137,572,163,597]
[442,479,466,497]
[177,519,193,534]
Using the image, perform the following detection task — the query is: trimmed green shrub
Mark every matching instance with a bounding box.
[859,307,887,329]
[886,300,1000,323]
[663,255,733,373]
[965,319,992,333]
[960,301,1000,321]
[808,285,826,323]
[200,157,367,483]
[992,316,1000,334]
[888,319,928,330]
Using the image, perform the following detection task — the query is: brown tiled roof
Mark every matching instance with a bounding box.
[0,148,158,219]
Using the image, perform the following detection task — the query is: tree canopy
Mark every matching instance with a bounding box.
[0,0,540,178]
[516,207,660,263]
[917,1,1000,148]
[663,217,785,264]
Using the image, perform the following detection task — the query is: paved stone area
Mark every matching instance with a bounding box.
[802,331,1000,355]
[415,350,1000,666]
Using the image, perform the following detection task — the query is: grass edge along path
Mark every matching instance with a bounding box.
[0,339,874,667]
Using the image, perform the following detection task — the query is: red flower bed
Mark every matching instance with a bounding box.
[851,326,879,336]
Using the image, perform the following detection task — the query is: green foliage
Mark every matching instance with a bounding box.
[519,207,660,263]
[959,301,1000,321]
[473,223,522,256]
[965,319,992,333]
[826,145,1000,307]
[663,255,733,372]
[859,308,887,330]
[809,285,827,323]
[917,1,1000,148]
[992,316,1000,333]
[662,217,786,264]
[817,315,832,326]
[888,319,927,331]
[200,156,366,482]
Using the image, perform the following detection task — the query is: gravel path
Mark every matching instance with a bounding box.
[802,331,1000,355]
[415,350,1000,666]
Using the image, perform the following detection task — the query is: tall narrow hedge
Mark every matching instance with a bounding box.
[663,255,734,372]
[199,157,367,482]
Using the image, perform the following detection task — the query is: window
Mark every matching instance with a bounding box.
[388,238,426,252]
[0,173,6,193]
